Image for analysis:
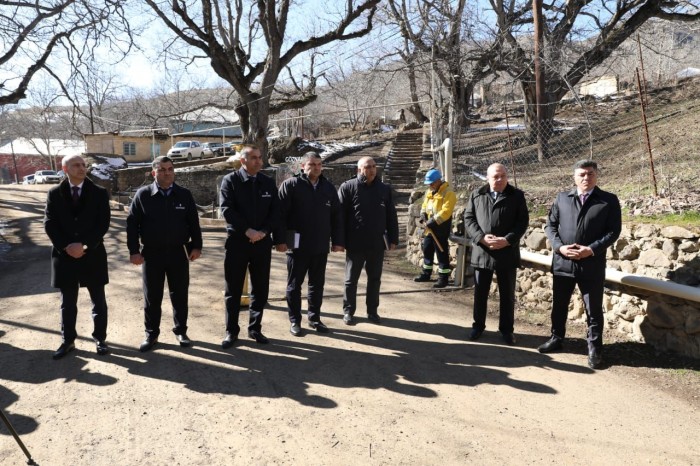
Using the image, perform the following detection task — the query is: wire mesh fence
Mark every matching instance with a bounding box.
[447,78,700,212]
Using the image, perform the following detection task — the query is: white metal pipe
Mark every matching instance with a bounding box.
[520,250,700,303]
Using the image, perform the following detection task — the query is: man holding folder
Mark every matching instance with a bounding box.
[278,152,344,336]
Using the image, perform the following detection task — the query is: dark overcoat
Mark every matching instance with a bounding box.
[545,186,621,278]
[44,177,110,288]
[463,183,529,270]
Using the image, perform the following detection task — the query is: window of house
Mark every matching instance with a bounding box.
[150,143,161,158]
[123,142,136,156]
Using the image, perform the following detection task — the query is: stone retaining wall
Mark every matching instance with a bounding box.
[406,198,700,358]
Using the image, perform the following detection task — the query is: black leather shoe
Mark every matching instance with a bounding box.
[468,328,483,341]
[139,336,158,353]
[538,336,563,353]
[413,273,431,282]
[367,313,381,324]
[309,321,329,333]
[290,323,302,337]
[248,330,269,344]
[177,333,191,347]
[588,348,603,369]
[501,332,517,346]
[221,333,237,349]
[343,313,354,325]
[96,341,109,355]
[53,342,75,360]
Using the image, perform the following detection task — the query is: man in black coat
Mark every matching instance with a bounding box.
[219,144,284,347]
[127,156,203,352]
[464,163,528,345]
[338,156,399,325]
[44,154,111,359]
[278,152,345,336]
[540,159,621,369]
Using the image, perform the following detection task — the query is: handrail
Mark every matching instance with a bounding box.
[520,250,700,304]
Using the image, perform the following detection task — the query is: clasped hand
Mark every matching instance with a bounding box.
[559,243,593,260]
[481,234,508,250]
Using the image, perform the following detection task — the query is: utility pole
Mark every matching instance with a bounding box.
[533,0,546,161]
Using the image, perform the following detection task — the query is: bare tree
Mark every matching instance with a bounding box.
[0,0,133,107]
[143,0,381,164]
[386,0,506,133]
[492,0,700,131]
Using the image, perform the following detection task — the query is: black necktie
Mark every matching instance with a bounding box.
[72,186,80,206]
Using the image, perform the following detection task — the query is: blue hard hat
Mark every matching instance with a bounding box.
[424,169,442,184]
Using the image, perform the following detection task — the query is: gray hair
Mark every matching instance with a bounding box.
[61,154,85,168]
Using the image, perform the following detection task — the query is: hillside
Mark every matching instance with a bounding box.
[448,78,700,217]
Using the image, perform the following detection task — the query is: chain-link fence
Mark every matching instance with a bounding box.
[448,78,700,212]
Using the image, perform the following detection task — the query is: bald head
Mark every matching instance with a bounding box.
[357,156,377,184]
[486,163,508,193]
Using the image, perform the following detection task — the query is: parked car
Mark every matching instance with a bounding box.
[22,174,35,185]
[34,170,61,184]
[167,140,204,160]
[201,142,222,158]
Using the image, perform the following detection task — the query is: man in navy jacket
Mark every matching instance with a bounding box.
[219,145,284,347]
[127,156,203,352]
[278,152,344,336]
[338,156,399,325]
[540,160,621,369]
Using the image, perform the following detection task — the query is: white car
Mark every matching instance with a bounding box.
[22,174,35,185]
[167,141,204,160]
[34,170,61,184]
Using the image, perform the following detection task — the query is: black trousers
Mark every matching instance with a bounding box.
[551,274,605,350]
[142,246,190,338]
[421,233,451,273]
[343,249,384,316]
[59,283,108,343]
[472,267,516,334]
[224,239,271,335]
[286,250,328,324]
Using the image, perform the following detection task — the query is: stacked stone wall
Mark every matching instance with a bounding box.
[406,197,700,358]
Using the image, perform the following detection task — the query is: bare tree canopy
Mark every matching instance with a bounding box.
[492,0,700,123]
[143,0,381,163]
[0,0,134,107]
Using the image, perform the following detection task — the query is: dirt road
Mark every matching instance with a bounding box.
[1,184,698,465]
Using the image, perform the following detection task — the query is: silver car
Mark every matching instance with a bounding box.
[167,141,204,160]
[34,170,61,184]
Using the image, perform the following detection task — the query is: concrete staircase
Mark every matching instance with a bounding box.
[382,129,426,248]
[383,130,424,192]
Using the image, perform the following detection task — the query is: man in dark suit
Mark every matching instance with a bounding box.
[219,144,284,348]
[44,154,111,359]
[464,163,528,345]
[127,156,203,352]
[539,159,621,369]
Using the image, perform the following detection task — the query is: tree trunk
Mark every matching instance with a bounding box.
[406,62,429,123]
[237,95,271,166]
[521,80,558,159]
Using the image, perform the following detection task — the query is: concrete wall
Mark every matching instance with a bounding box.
[113,159,374,207]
